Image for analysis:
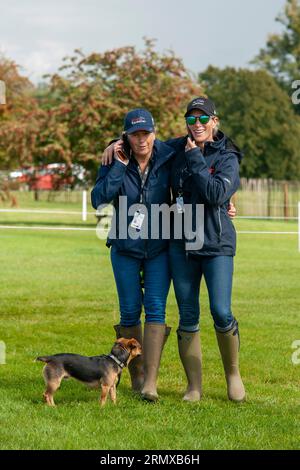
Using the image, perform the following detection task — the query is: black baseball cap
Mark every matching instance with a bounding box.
[185,97,217,117]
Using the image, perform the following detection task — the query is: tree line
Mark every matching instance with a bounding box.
[0,0,300,181]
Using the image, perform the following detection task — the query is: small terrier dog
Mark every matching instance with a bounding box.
[36,338,142,407]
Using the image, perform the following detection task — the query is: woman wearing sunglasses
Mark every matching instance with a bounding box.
[168,97,245,402]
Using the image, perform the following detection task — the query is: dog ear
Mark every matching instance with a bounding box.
[115,338,125,344]
[115,338,136,348]
[127,338,140,350]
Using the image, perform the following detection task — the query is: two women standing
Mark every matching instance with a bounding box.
[92,97,245,403]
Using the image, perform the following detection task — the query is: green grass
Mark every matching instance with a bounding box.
[0,218,299,450]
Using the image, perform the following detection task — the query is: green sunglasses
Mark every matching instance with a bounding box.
[186,115,211,125]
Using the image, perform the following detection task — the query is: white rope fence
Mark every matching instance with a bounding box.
[0,209,298,220]
[0,225,297,235]
[0,191,299,220]
[0,193,299,240]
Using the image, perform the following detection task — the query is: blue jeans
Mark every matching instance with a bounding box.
[169,242,234,332]
[110,246,171,327]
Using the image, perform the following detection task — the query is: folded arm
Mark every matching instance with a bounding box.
[185,147,240,206]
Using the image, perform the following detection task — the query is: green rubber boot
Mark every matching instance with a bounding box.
[215,320,246,402]
[177,330,202,401]
[114,324,144,392]
[141,323,171,402]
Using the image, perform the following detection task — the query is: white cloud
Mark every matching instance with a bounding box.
[0,0,287,84]
[21,40,68,81]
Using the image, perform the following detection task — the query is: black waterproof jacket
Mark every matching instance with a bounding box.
[91,139,175,259]
[167,131,242,257]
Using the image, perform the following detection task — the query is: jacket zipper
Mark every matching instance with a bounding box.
[217,207,222,242]
[137,163,150,259]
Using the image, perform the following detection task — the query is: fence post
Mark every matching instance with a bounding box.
[82,190,87,222]
[284,182,289,221]
[298,202,300,252]
[267,179,272,218]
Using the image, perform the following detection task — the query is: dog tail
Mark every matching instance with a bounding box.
[36,356,52,363]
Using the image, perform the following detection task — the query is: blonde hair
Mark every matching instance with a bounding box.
[213,117,220,137]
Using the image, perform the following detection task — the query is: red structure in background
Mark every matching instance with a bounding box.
[25,172,53,190]
[10,163,86,191]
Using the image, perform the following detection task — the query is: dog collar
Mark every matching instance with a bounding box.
[108,354,126,369]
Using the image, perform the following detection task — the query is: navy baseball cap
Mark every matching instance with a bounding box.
[185,97,217,117]
[124,108,155,134]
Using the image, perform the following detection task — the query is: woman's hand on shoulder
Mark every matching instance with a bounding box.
[101,140,122,166]
[227,201,237,219]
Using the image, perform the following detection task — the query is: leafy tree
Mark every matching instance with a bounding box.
[0,56,40,169]
[0,40,202,175]
[200,66,300,179]
[253,0,300,100]
[0,56,36,119]
[37,39,202,176]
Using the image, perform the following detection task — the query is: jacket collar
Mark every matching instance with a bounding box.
[203,131,243,163]
[151,139,176,171]
[128,139,175,173]
[203,130,226,152]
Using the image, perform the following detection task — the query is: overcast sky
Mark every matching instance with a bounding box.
[0,0,286,83]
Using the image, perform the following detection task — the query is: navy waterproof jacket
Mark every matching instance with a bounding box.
[167,131,242,257]
[91,139,175,259]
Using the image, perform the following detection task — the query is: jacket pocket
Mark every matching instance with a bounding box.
[219,207,236,250]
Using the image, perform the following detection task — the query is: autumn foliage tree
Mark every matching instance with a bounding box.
[0,56,40,168]
[35,39,202,176]
[253,0,300,102]
[3,30,299,182]
[0,40,202,176]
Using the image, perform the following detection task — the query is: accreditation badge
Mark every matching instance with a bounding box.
[176,196,185,214]
[130,210,145,231]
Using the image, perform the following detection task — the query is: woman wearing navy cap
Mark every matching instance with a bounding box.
[92,108,175,402]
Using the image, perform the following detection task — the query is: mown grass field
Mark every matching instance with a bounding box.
[0,208,299,450]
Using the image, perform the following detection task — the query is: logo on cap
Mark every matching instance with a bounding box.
[131,117,147,125]
[192,99,205,107]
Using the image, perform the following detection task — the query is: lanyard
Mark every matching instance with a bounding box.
[178,166,191,196]
[137,162,151,204]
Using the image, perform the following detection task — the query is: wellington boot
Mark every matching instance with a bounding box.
[177,330,202,402]
[114,324,144,392]
[141,323,171,402]
[215,321,246,402]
